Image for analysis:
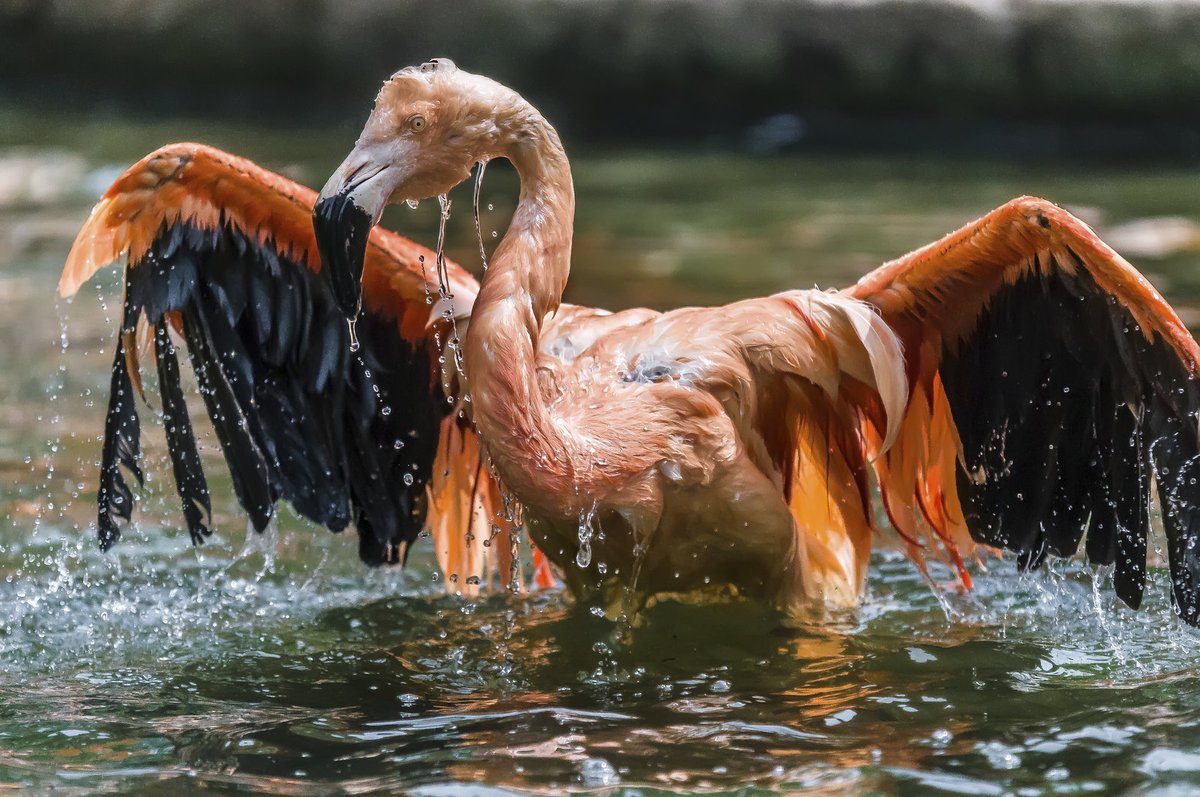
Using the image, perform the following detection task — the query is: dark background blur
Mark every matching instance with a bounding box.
[3,0,1200,160]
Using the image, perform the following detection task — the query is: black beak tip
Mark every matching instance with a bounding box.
[313,192,374,320]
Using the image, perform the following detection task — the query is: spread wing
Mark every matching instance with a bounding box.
[850,196,1200,623]
[60,142,522,580]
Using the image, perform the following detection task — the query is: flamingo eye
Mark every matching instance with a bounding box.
[408,115,427,133]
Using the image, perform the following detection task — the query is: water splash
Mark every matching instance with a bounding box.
[435,194,466,380]
[576,502,597,569]
[419,254,433,305]
[232,514,279,579]
[434,194,453,296]
[612,529,656,642]
[496,480,527,593]
[473,159,491,271]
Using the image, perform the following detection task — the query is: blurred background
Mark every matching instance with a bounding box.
[3,0,1200,154]
[4,0,1200,155]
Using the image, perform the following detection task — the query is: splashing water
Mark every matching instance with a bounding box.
[235,514,280,580]
[418,253,433,306]
[435,193,466,380]
[576,502,598,569]
[473,159,491,271]
[434,194,454,298]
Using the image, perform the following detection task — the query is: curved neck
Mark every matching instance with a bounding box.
[488,115,574,325]
[463,106,575,504]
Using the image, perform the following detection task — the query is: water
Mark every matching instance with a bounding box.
[3,113,1200,793]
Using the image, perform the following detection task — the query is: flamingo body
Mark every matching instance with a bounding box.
[510,290,908,612]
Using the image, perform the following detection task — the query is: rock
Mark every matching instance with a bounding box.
[0,150,87,208]
[1103,216,1200,259]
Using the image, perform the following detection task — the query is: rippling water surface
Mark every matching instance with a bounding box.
[3,112,1200,793]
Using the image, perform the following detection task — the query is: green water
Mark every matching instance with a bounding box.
[3,114,1200,794]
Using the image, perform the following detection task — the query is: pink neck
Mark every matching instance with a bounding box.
[462,109,576,506]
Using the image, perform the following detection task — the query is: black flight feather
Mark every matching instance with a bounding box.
[153,319,212,545]
[95,218,446,564]
[940,258,1200,622]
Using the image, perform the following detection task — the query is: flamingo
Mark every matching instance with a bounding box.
[60,59,1200,625]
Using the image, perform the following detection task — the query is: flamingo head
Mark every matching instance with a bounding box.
[313,58,520,319]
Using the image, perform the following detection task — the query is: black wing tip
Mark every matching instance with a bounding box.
[313,192,372,321]
[154,319,218,550]
[182,494,214,546]
[98,216,446,568]
[1176,593,1200,627]
[97,514,121,551]
[96,468,134,551]
[357,530,407,567]
[943,261,1200,625]
[1115,571,1145,612]
[96,307,144,553]
[248,503,276,534]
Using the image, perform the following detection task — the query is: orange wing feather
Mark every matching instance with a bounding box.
[60,142,477,339]
[852,196,1198,371]
[850,196,1200,612]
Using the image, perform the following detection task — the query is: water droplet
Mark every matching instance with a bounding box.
[403,473,415,486]
[472,161,492,271]
[575,503,597,569]
[579,757,619,787]
[405,198,420,209]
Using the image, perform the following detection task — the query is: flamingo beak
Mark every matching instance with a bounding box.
[313,151,396,320]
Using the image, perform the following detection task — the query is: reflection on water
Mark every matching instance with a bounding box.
[2,116,1200,793]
